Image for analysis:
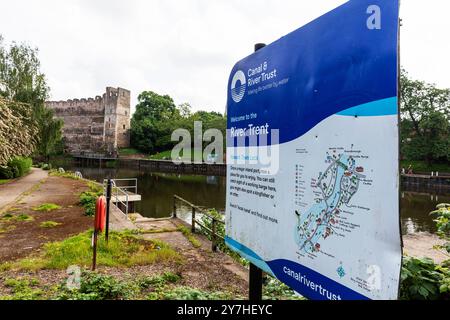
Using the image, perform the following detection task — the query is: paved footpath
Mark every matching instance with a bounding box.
[0,168,48,212]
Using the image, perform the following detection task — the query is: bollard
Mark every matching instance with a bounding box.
[211,218,217,252]
[191,206,196,233]
[173,196,177,218]
[92,230,98,271]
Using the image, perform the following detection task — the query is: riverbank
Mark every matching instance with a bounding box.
[0,170,251,300]
[1,168,447,300]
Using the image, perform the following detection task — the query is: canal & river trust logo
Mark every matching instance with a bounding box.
[230,70,246,103]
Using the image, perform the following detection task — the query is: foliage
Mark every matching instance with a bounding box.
[32,203,61,212]
[400,160,450,174]
[40,221,61,228]
[0,166,14,179]
[137,272,181,290]
[0,99,38,166]
[1,213,34,222]
[4,231,182,271]
[177,225,201,248]
[0,277,42,300]
[119,148,144,156]
[430,203,450,252]
[56,271,135,300]
[131,91,178,153]
[400,203,450,300]
[73,179,103,216]
[199,210,229,250]
[400,256,448,300]
[263,277,304,300]
[130,90,226,156]
[153,286,236,300]
[400,69,450,164]
[35,162,52,170]
[0,36,63,160]
[148,148,207,161]
[79,192,98,216]
[79,182,103,216]
[431,204,450,237]
[35,106,64,160]
[6,156,32,178]
[56,271,183,300]
[49,169,82,180]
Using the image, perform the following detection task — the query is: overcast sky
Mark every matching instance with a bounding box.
[0,0,448,114]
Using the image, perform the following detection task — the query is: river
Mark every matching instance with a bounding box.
[55,163,449,236]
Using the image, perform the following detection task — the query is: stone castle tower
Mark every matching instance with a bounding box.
[46,87,131,158]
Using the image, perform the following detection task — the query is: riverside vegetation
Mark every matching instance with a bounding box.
[200,207,450,300]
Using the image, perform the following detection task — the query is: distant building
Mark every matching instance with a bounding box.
[46,87,131,158]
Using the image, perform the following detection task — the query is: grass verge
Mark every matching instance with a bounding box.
[32,203,61,212]
[0,230,182,271]
[178,226,202,248]
[401,160,450,174]
[40,221,61,228]
[1,213,34,222]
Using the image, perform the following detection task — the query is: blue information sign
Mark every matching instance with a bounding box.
[226,0,401,300]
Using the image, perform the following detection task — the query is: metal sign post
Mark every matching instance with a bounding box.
[247,42,266,301]
[92,230,98,271]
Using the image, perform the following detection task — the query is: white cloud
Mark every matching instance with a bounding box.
[0,0,448,114]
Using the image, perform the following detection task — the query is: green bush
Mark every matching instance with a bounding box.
[56,271,134,300]
[155,286,235,300]
[0,166,14,179]
[0,156,32,179]
[79,192,99,216]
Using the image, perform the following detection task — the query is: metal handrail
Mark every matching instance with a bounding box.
[173,194,224,252]
[103,178,137,216]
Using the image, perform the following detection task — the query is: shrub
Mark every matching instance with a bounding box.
[79,192,98,216]
[7,157,32,178]
[0,166,14,179]
[79,182,103,216]
[155,286,235,300]
[1,277,42,300]
[56,271,135,300]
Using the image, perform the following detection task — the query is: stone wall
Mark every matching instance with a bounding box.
[46,87,131,157]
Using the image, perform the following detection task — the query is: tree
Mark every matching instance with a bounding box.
[130,90,227,156]
[131,91,179,153]
[400,69,450,164]
[0,99,38,165]
[0,36,63,160]
[36,106,64,161]
[178,102,192,118]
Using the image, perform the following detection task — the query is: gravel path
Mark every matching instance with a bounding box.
[0,168,48,213]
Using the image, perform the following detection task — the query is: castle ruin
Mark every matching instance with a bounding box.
[46,87,131,158]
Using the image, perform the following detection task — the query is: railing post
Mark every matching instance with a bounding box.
[211,218,217,252]
[191,206,196,233]
[105,179,112,243]
[173,196,177,218]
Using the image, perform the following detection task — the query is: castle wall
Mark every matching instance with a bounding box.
[46,87,131,157]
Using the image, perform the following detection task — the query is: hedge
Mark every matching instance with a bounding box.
[0,157,33,179]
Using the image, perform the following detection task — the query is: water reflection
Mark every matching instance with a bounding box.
[400,191,449,235]
[56,163,447,235]
[63,165,226,219]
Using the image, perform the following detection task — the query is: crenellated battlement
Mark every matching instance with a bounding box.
[46,95,104,108]
[45,87,131,158]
